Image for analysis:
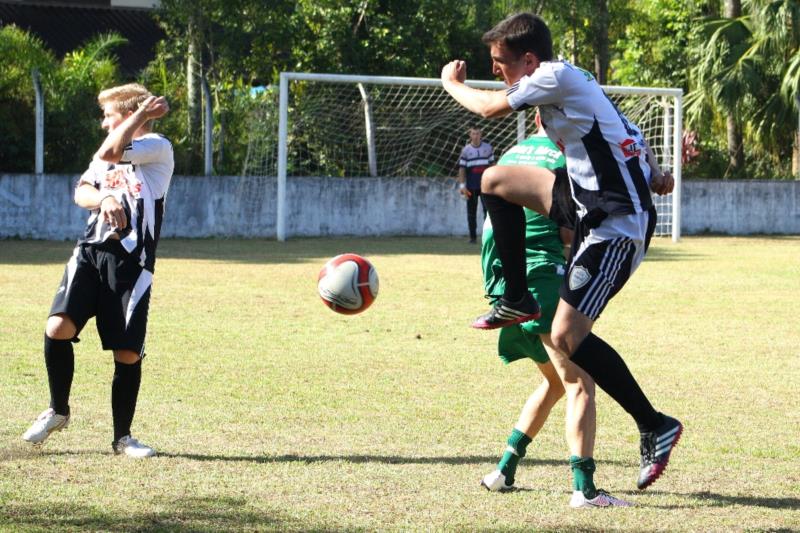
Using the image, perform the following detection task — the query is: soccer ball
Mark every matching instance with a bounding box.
[317,253,379,314]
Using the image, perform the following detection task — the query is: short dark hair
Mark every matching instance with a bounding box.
[481,13,553,62]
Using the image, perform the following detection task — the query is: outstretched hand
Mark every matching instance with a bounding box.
[441,60,467,85]
[138,96,170,120]
[650,170,674,196]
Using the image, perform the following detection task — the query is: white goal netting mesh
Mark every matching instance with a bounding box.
[242,75,680,237]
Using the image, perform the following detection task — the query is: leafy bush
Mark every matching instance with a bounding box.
[0,26,124,174]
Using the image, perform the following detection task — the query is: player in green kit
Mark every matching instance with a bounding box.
[479,128,631,506]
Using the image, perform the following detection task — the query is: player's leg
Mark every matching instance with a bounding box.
[23,248,96,445]
[96,242,155,458]
[466,188,479,243]
[554,210,682,490]
[474,165,555,329]
[541,332,633,508]
[110,349,152,457]
[482,359,565,492]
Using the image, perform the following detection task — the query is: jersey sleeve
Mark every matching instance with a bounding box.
[78,158,107,188]
[121,135,171,165]
[458,145,469,167]
[506,66,561,111]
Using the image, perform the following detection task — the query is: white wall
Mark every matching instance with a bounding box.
[1,174,798,240]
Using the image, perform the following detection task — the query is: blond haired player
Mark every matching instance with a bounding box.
[22,83,173,458]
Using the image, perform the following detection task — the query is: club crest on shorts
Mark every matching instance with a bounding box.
[569,265,591,290]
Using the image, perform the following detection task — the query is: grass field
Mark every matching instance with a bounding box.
[0,236,798,532]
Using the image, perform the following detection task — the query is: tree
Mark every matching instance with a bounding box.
[0,26,124,173]
[686,0,798,179]
[723,0,745,171]
[745,0,800,177]
[0,25,55,172]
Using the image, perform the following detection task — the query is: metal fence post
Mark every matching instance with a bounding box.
[32,68,44,174]
[202,75,213,177]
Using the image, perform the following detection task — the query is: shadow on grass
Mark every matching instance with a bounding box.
[25,448,629,467]
[0,236,708,266]
[637,489,800,511]
[156,451,632,467]
[690,490,800,510]
[0,496,336,532]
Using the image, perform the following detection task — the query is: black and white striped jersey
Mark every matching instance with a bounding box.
[458,141,495,190]
[77,133,174,272]
[506,60,653,219]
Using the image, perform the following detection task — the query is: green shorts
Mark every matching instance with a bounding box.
[496,268,562,365]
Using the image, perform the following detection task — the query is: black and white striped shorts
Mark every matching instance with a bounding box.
[560,206,656,321]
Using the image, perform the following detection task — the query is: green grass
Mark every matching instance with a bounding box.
[1,236,798,532]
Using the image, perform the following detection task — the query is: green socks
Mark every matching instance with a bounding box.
[570,455,597,498]
[497,429,532,485]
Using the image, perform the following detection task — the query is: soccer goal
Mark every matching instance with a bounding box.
[243,72,682,241]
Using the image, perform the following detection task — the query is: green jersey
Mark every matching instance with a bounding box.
[480,135,567,365]
[497,134,565,170]
[482,135,566,300]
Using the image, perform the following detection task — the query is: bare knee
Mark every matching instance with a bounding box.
[550,326,577,358]
[113,350,141,365]
[544,374,565,399]
[564,375,595,402]
[480,166,502,194]
[45,314,77,340]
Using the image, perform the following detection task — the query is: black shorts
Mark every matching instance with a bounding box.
[559,206,657,321]
[50,240,152,356]
[548,167,577,231]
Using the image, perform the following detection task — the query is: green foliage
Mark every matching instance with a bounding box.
[612,0,696,88]
[0,26,56,172]
[685,0,800,179]
[45,33,126,173]
[1,1,797,178]
[0,27,124,173]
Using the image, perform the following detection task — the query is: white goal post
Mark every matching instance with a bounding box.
[269,72,682,242]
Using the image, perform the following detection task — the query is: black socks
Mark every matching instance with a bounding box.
[44,335,74,416]
[570,333,663,433]
[112,359,142,442]
[481,193,527,300]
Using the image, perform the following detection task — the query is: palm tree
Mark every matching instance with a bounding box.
[745,0,800,177]
[687,0,800,178]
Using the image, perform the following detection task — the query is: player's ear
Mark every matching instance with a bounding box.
[523,52,540,72]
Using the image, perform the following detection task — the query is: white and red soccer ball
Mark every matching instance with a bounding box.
[317,253,379,315]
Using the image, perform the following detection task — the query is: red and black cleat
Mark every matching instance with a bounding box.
[472,292,541,330]
[637,413,683,490]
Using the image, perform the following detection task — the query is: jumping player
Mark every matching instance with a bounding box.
[441,13,682,494]
[480,127,631,507]
[22,83,173,458]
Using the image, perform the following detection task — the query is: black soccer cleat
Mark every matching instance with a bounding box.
[472,292,541,330]
[637,413,683,490]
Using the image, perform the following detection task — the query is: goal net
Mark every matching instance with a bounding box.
[242,73,682,241]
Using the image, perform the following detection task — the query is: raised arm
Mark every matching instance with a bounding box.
[441,60,512,119]
[95,96,169,163]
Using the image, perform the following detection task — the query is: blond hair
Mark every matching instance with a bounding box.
[98,83,154,128]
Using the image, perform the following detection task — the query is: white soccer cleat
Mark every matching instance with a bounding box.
[22,408,70,445]
[569,489,633,508]
[481,469,515,492]
[113,435,156,458]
